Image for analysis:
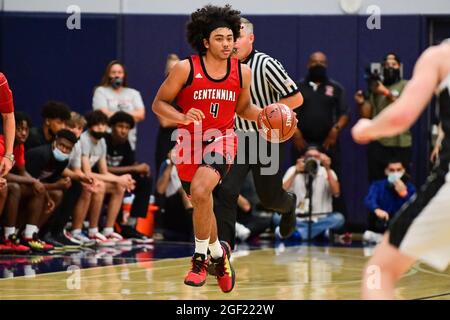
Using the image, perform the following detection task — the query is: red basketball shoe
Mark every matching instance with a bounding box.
[184,253,208,287]
[211,241,235,293]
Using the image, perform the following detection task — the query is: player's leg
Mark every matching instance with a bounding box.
[252,141,296,238]
[361,233,415,299]
[213,161,250,249]
[184,165,221,287]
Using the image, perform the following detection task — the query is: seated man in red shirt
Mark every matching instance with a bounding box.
[0,73,20,253]
[0,112,54,253]
[0,72,15,176]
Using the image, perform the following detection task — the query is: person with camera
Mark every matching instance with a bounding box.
[354,53,411,182]
[273,145,345,241]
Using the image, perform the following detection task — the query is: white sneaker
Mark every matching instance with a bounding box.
[362,230,383,244]
[69,231,96,247]
[89,232,116,247]
[103,231,132,246]
[235,222,251,241]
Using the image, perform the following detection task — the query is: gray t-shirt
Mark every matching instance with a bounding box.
[69,131,107,169]
[92,86,145,150]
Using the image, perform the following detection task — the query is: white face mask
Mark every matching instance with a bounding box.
[387,171,404,183]
[52,147,69,162]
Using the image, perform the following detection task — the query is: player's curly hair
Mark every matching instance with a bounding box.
[186,4,241,54]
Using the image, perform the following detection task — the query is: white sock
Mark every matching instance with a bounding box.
[194,237,210,257]
[88,227,99,237]
[208,239,223,260]
[102,227,114,236]
[72,228,82,236]
[4,227,16,238]
[24,224,38,239]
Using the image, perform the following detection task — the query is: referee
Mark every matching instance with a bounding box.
[213,17,304,249]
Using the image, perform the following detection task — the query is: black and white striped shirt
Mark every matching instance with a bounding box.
[235,49,299,132]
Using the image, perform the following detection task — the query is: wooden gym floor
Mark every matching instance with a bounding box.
[0,242,449,300]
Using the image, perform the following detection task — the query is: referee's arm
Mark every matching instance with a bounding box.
[265,59,303,109]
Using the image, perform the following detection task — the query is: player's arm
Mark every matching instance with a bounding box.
[152,60,204,125]
[235,65,261,122]
[352,46,441,143]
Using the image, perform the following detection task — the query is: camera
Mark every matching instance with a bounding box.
[304,157,320,176]
[364,64,382,94]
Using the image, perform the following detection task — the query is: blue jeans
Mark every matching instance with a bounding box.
[273,212,345,240]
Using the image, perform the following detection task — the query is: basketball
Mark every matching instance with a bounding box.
[257,103,298,143]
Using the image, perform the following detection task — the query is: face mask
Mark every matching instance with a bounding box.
[110,77,123,89]
[52,147,69,162]
[383,67,401,86]
[387,171,404,184]
[308,65,327,83]
[90,130,106,140]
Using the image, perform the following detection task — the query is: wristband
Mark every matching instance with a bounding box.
[3,153,15,165]
[398,190,408,198]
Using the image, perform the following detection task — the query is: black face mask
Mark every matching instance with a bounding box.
[383,67,401,86]
[308,65,327,83]
[110,77,123,89]
[90,130,106,140]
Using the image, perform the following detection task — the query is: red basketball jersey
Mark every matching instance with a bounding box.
[176,55,242,136]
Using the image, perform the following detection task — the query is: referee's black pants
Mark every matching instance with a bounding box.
[213,131,294,249]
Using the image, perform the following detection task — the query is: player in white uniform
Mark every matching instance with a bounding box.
[352,39,450,299]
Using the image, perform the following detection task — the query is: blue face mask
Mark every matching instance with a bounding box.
[53,147,69,162]
[387,171,404,184]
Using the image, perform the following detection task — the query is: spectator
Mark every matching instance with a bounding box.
[363,159,416,243]
[67,112,87,139]
[105,111,153,243]
[293,51,350,175]
[1,112,53,253]
[39,112,90,248]
[25,129,79,248]
[355,53,411,182]
[155,53,180,171]
[273,145,345,241]
[93,60,145,150]
[68,110,135,246]
[25,101,71,150]
[155,150,193,242]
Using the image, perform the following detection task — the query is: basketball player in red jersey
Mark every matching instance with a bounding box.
[0,72,16,177]
[152,5,262,292]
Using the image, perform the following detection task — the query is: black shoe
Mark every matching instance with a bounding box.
[120,225,154,244]
[279,192,297,238]
[53,232,81,249]
[41,233,64,249]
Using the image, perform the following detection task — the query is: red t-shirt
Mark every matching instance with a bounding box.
[0,72,14,113]
[0,135,25,168]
